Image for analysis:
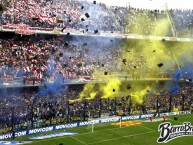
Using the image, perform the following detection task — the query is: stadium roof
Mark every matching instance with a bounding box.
[85,0,193,10]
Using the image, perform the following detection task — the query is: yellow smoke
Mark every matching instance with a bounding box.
[79,76,121,100]
[79,83,98,100]
[152,18,171,36]
[130,86,150,104]
[77,11,193,105]
[101,78,121,99]
[86,92,97,100]
[122,39,172,79]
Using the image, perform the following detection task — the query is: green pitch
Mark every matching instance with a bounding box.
[16,114,193,145]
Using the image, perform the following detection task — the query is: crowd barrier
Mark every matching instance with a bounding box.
[0,110,191,140]
[1,25,193,42]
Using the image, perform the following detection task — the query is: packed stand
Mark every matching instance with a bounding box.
[0,82,192,134]
[0,0,174,36]
[0,33,181,84]
[170,9,193,37]
[147,84,193,113]
[0,35,122,84]
[0,0,118,32]
[110,7,172,36]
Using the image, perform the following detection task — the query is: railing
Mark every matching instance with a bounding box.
[1,24,193,42]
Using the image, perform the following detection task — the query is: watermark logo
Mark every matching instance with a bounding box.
[157,122,193,143]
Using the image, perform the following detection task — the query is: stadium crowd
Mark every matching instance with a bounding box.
[0,0,118,31]
[0,0,193,138]
[170,9,193,37]
[0,34,178,85]
[0,35,122,84]
[0,82,192,134]
[0,0,173,36]
[1,0,193,37]
[110,6,171,36]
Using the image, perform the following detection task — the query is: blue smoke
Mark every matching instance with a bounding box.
[38,76,64,95]
[164,70,181,95]
[180,63,193,80]
[33,74,69,103]
[165,62,193,95]
[171,84,179,94]
[173,71,181,80]
[165,80,180,95]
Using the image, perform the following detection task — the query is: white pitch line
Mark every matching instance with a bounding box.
[87,131,154,145]
[77,126,129,136]
[30,126,128,143]
[29,136,69,143]
[71,136,88,145]
[28,121,155,144]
